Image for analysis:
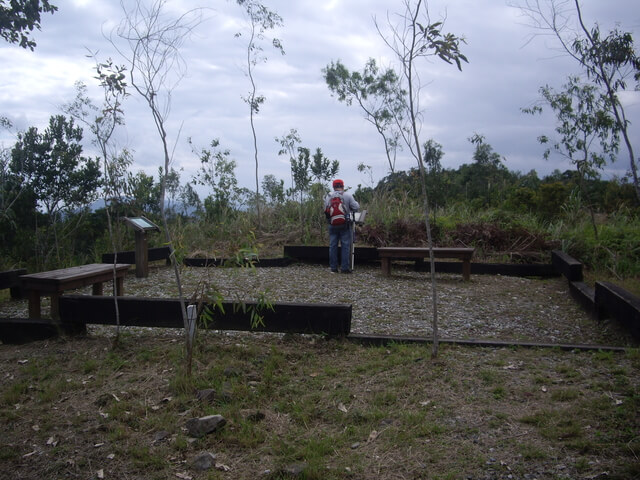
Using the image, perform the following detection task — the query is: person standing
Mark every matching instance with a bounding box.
[324,179,359,273]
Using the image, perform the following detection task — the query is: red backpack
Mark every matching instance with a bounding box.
[326,192,347,226]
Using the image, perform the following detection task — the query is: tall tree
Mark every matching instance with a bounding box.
[0,117,26,224]
[465,134,509,207]
[422,139,443,222]
[290,146,312,205]
[524,77,619,237]
[235,0,284,229]
[310,147,339,187]
[158,166,181,217]
[276,128,301,197]
[126,170,159,215]
[514,0,640,203]
[376,0,467,357]
[190,137,238,223]
[178,181,201,217]
[63,57,129,344]
[261,174,284,205]
[323,59,404,173]
[289,146,312,231]
[114,0,202,376]
[0,0,57,50]
[10,115,101,267]
[63,59,129,225]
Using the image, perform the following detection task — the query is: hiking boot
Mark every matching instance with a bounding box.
[330,269,338,273]
[341,269,352,274]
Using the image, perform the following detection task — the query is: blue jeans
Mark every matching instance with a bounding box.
[329,224,352,271]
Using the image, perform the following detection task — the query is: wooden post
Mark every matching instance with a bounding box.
[462,260,471,282]
[116,276,125,296]
[134,230,149,278]
[28,290,41,319]
[92,282,103,295]
[381,257,391,277]
[50,293,60,320]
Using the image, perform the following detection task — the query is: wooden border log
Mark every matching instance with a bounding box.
[102,246,171,265]
[284,245,558,277]
[552,250,583,282]
[346,333,628,352]
[568,281,596,317]
[182,257,295,267]
[283,245,379,264]
[58,295,351,336]
[595,281,640,341]
[0,317,85,344]
[414,261,558,277]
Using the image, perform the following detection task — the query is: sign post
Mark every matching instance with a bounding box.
[123,217,160,278]
[350,210,367,272]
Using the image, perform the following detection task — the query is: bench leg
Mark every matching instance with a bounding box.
[28,290,42,319]
[381,258,391,277]
[92,282,104,296]
[116,276,124,296]
[462,260,471,282]
[50,293,60,320]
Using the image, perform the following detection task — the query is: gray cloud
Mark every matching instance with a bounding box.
[1,0,638,197]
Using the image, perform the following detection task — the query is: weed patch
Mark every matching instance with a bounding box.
[0,336,637,479]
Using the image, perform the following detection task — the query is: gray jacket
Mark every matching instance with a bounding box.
[324,190,360,218]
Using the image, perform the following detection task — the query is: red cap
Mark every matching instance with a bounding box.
[332,179,344,189]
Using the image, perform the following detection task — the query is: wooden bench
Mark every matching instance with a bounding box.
[0,268,27,299]
[377,247,475,281]
[20,263,131,319]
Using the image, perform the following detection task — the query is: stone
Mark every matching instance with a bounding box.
[195,389,217,404]
[152,430,170,443]
[185,415,227,438]
[281,462,307,476]
[191,452,217,471]
[223,366,240,377]
[196,387,232,405]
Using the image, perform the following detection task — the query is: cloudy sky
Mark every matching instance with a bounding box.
[1,0,639,196]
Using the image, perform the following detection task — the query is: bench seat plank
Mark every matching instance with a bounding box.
[20,263,130,319]
[377,247,474,281]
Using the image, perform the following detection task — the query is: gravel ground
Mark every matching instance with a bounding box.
[2,263,635,347]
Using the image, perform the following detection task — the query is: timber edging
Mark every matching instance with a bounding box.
[284,245,558,277]
[595,282,640,340]
[345,334,628,352]
[283,245,639,341]
[552,250,583,281]
[4,247,639,344]
[102,246,171,265]
[0,317,85,344]
[57,295,351,336]
[1,313,629,352]
[552,250,640,341]
[182,257,295,267]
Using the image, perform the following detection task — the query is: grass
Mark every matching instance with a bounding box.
[0,333,638,480]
